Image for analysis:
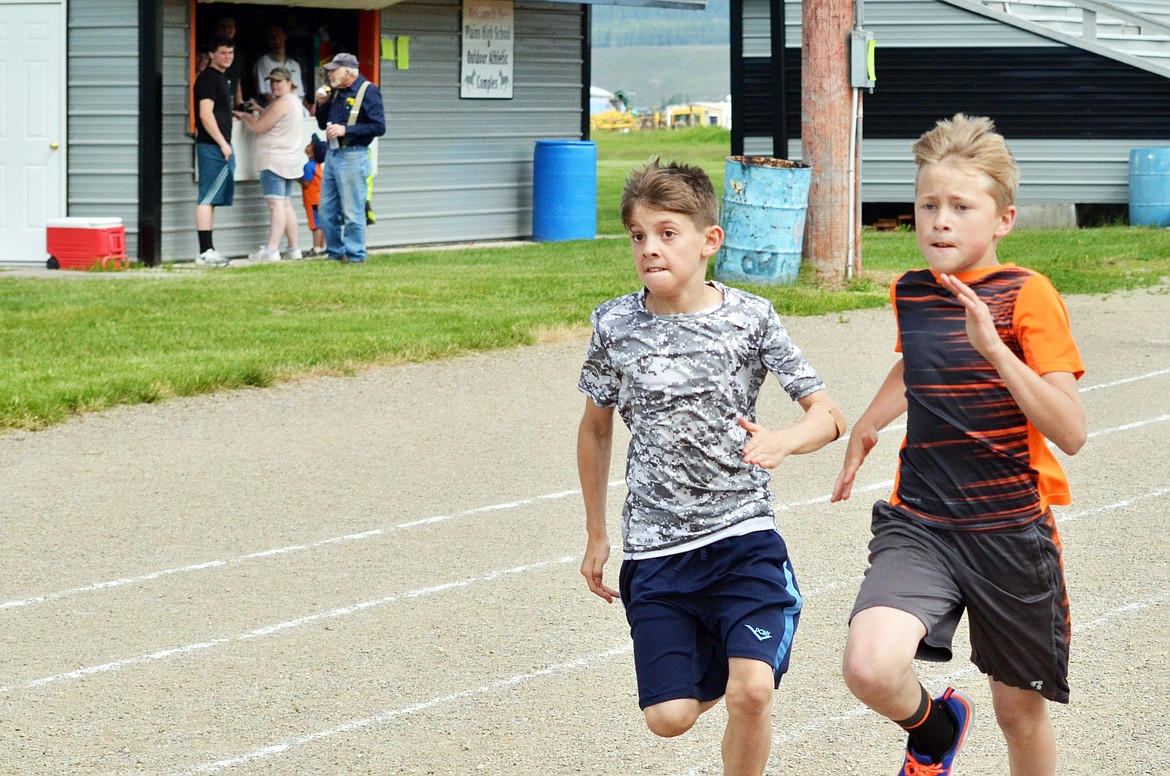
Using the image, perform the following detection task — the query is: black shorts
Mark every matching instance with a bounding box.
[619,529,802,709]
[850,501,1071,703]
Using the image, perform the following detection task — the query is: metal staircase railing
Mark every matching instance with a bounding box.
[940,0,1170,78]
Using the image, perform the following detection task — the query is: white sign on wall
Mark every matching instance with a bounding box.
[461,0,514,99]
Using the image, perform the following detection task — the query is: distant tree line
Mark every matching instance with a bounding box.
[591,0,729,48]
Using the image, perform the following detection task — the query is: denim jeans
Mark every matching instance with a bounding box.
[320,146,372,262]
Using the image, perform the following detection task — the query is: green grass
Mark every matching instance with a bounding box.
[2,127,1168,432]
[596,126,731,235]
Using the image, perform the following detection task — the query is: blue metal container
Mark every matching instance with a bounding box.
[716,156,811,286]
[532,140,597,241]
[1129,147,1170,227]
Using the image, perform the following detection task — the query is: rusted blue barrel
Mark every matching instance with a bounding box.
[716,156,811,286]
[1129,147,1170,227]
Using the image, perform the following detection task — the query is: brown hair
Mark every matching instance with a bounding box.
[912,114,1019,211]
[620,158,719,230]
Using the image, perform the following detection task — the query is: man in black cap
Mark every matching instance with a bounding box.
[314,52,386,263]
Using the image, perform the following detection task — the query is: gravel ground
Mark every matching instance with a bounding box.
[0,287,1167,775]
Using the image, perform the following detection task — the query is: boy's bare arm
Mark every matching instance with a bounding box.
[939,273,1086,455]
[578,399,619,603]
[832,359,908,502]
[740,389,846,469]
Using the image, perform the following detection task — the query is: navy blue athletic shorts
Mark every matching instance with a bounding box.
[618,528,802,709]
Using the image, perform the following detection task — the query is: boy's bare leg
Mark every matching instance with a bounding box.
[989,678,1055,776]
[841,606,928,719]
[195,204,214,231]
[643,697,721,739]
[721,657,775,776]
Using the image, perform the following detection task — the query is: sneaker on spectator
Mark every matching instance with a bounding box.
[897,688,972,776]
[282,248,303,261]
[249,245,281,262]
[307,247,327,258]
[195,248,228,266]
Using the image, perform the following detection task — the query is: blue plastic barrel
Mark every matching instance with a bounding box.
[1129,147,1170,227]
[716,156,812,286]
[533,140,597,241]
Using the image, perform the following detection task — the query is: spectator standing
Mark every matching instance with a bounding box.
[234,67,305,261]
[253,24,305,107]
[192,37,236,265]
[315,53,386,264]
[212,15,244,108]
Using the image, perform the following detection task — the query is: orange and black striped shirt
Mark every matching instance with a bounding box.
[889,264,1085,531]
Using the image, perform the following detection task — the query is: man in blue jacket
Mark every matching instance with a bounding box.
[315,53,386,263]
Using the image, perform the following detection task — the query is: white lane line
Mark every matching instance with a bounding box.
[0,557,575,695]
[178,584,1165,775]
[1079,367,1170,393]
[177,644,635,775]
[1085,413,1170,439]
[175,578,854,775]
[675,591,1169,775]
[3,357,1165,616]
[1056,487,1170,523]
[0,439,1162,697]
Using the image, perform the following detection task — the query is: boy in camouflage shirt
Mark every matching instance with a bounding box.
[577,159,846,776]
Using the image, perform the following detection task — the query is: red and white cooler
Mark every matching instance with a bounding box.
[45,217,129,271]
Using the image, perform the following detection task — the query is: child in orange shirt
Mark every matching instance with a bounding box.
[300,136,327,257]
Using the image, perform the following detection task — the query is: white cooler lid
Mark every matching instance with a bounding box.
[46,217,123,228]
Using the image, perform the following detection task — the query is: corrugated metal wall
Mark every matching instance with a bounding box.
[741,0,1170,205]
[379,0,586,244]
[158,0,586,261]
[67,0,141,256]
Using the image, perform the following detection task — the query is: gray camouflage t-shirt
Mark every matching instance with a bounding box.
[578,282,825,553]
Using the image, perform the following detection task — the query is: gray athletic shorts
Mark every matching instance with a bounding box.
[850,501,1071,703]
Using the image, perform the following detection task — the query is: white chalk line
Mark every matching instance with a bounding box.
[0,556,575,695]
[174,578,853,775]
[3,362,1165,615]
[178,583,1165,775]
[177,644,635,775]
[1078,366,1170,393]
[0,427,1165,695]
[0,493,588,612]
[675,591,1169,776]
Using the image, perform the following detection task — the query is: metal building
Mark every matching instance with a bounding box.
[2,0,697,267]
[735,0,1170,215]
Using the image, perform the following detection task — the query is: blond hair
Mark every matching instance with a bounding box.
[620,158,719,230]
[912,114,1019,211]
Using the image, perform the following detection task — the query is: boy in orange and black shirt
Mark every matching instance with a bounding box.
[832,114,1086,776]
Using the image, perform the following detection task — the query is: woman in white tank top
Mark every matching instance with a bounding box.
[234,66,306,261]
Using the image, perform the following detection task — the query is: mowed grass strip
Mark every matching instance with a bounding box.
[2,127,1168,431]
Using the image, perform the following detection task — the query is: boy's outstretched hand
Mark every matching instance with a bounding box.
[831,427,879,502]
[581,537,619,603]
[740,416,789,469]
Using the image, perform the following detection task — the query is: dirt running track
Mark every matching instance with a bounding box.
[1,288,1167,775]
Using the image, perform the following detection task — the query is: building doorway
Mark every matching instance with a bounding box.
[0,3,66,265]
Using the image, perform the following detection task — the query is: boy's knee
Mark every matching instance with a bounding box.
[724,676,773,719]
[842,648,900,701]
[992,687,1050,738]
[643,701,700,738]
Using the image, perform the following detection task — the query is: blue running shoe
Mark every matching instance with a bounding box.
[897,688,973,775]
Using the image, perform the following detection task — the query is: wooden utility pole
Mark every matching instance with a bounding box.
[802,0,854,286]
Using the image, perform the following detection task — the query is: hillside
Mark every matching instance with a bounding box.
[590,0,730,108]
[591,44,730,109]
[591,0,729,47]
